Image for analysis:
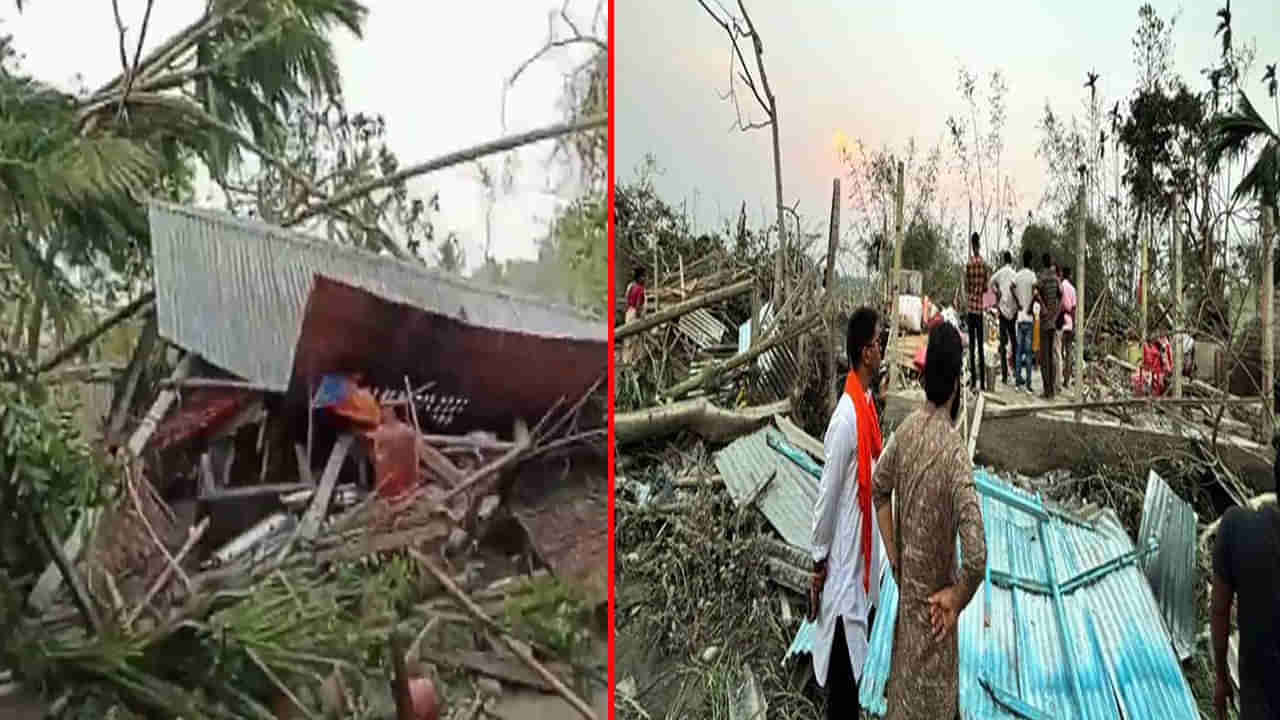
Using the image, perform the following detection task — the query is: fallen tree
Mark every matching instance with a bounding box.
[615,278,753,341]
[614,398,790,446]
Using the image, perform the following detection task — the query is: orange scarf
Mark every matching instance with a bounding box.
[844,370,883,592]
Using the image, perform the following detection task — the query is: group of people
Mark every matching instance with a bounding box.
[810,307,986,719]
[964,233,1077,400]
[809,306,1278,720]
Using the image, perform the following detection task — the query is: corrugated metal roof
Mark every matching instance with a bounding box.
[1137,470,1198,661]
[149,202,605,391]
[677,308,728,349]
[784,470,1198,719]
[714,427,818,550]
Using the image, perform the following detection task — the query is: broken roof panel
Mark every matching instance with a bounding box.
[291,276,605,432]
[149,201,605,392]
[509,453,608,605]
[784,470,1198,718]
[714,427,818,551]
[1137,470,1198,661]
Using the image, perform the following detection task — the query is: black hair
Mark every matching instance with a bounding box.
[1041,252,1053,269]
[1062,265,1072,280]
[1022,249,1033,267]
[924,321,964,419]
[970,232,980,253]
[634,267,647,282]
[1002,250,1013,265]
[847,307,880,371]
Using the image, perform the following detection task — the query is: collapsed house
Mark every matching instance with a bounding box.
[16,201,608,718]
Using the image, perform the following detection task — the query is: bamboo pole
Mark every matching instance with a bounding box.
[1075,177,1086,394]
[886,162,905,390]
[1173,193,1183,399]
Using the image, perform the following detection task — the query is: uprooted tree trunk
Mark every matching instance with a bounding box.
[614,398,790,446]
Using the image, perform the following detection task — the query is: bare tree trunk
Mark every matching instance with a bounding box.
[887,162,905,390]
[826,178,841,415]
[1075,180,1086,392]
[1173,192,1183,398]
[1140,206,1149,345]
[1262,204,1275,438]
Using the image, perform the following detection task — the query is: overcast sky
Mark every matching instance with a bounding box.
[617,0,1278,271]
[0,0,601,269]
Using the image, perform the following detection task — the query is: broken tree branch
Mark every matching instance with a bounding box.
[615,279,752,341]
[124,517,208,627]
[285,114,606,227]
[408,549,597,720]
[22,292,155,378]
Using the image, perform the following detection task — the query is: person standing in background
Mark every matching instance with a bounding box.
[1012,251,1037,394]
[989,251,1018,387]
[622,267,647,364]
[963,233,991,393]
[1034,252,1060,400]
[809,308,885,719]
[1060,266,1077,389]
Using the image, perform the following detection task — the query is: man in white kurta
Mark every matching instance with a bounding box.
[810,307,885,719]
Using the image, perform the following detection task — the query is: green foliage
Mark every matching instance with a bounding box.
[502,575,595,660]
[1205,91,1280,208]
[0,383,109,566]
[1118,82,1207,213]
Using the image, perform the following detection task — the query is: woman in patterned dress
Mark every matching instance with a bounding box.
[872,322,987,719]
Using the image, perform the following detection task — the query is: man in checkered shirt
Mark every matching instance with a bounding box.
[963,232,991,392]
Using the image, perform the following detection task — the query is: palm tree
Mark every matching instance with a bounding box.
[1206,87,1278,431]
[1,0,369,371]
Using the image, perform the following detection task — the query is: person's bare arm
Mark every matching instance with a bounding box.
[1211,573,1235,720]
[1211,509,1238,720]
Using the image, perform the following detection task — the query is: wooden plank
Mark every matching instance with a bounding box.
[984,395,1264,420]
[968,392,985,460]
[199,482,314,502]
[297,434,354,541]
[127,354,194,457]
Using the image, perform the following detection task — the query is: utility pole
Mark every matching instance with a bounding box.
[1172,193,1183,398]
[887,162,905,391]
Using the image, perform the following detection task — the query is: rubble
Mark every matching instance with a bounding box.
[5,203,608,719]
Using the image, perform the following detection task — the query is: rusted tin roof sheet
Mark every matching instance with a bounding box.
[291,276,605,432]
[714,427,818,550]
[147,387,257,453]
[149,202,605,392]
[509,453,608,605]
[1137,470,1198,661]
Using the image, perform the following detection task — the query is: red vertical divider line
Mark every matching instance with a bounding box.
[606,0,616,717]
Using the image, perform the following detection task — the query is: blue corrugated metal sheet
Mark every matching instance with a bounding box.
[149,202,605,391]
[784,470,1198,719]
[714,427,818,550]
[1137,470,1198,661]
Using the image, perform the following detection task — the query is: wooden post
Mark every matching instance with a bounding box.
[1140,210,1149,346]
[750,282,760,350]
[1172,193,1183,399]
[887,162,905,391]
[1075,179,1086,394]
[826,178,842,414]
[1262,204,1275,437]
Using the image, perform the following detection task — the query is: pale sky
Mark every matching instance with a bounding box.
[0,0,602,269]
[617,0,1279,271]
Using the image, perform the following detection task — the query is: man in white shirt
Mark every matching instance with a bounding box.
[1012,250,1038,393]
[809,307,884,719]
[989,250,1019,386]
